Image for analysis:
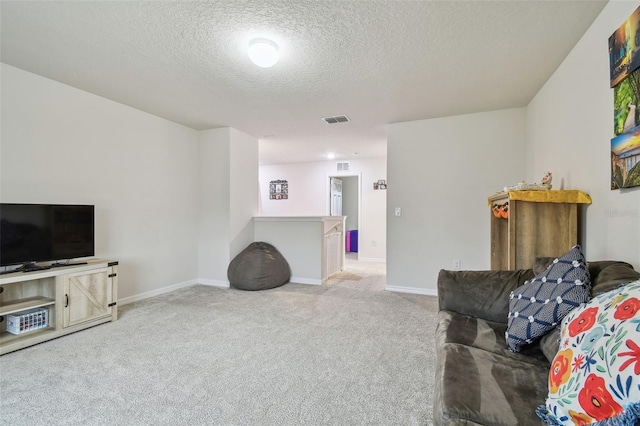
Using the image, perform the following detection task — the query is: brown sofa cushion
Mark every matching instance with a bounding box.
[532,257,556,276]
[590,261,640,295]
[434,343,550,426]
[534,258,640,296]
[437,269,534,324]
[539,328,560,362]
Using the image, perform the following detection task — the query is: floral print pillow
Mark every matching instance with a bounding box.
[536,280,640,425]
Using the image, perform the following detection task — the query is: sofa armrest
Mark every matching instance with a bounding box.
[590,261,640,295]
[437,269,535,324]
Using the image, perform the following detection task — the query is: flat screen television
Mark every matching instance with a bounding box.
[0,203,95,268]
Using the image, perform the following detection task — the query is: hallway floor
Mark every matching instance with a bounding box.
[327,252,387,291]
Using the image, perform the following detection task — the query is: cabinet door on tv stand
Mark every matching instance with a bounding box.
[62,268,113,328]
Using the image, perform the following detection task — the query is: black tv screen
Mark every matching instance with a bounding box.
[0,204,95,267]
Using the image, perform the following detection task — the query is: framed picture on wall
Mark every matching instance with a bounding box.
[610,6,640,189]
[609,6,640,88]
[611,127,640,189]
[269,179,288,200]
[614,67,640,136]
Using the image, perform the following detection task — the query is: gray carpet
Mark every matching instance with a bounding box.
[0,259,438,425]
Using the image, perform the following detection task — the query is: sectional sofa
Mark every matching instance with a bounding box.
[433,253,640,425]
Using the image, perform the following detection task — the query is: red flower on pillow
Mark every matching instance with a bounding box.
[568,307,599,337]
[619,339,640,375]
[614,297,640,320]
[568,410,592,426]
[549,349,573,393]
[578,374,623,421]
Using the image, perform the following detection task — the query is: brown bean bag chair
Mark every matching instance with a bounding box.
[227,242,291,290]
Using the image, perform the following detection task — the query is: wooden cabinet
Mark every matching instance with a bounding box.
[488,191,591,270]
[0,260,118,355]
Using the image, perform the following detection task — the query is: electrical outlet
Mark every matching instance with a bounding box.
[395,207,402,216]
[371,240,377,247]
[453,259,461,270]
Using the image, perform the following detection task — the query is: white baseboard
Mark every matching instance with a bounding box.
[118,279,200,305]
[118,275,324,305]
[198,279,230,288]
[357,257,386,263]
[118,279,437,305]
[385,285,437,296]
[290,276,322,285]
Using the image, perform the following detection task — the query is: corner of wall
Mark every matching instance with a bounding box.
[197,127,260,280]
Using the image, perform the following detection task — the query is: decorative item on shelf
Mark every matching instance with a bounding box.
[503,172,553,191]
[500,202,509,219]
[491,202,509,219]
[540,171,552,189]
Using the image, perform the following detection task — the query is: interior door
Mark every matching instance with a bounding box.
[330,177,343,216]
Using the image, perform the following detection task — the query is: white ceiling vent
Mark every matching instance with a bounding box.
[323,115,350,124]
[337,161,350,172]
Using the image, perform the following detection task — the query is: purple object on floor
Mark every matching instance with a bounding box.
[348,230,358,252]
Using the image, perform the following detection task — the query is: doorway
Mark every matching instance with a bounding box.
[329,174,359,260]
[330,177,343,216]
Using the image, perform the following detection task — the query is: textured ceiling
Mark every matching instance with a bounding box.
[1,1,607,165]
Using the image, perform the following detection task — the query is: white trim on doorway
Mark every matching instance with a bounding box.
[326,172,362,258]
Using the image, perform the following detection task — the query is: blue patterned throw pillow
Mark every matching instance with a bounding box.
[506,246,591,352]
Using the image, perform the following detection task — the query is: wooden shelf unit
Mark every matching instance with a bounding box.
[0,259,118,355]
[489,191,590,270]
[1,296,56,316]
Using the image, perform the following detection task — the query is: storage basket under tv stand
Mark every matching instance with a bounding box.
[0,259,118,355]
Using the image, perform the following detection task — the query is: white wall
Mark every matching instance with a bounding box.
[259,162,326,216]
[526,1,640,269]
[387,108,527,294]
[199,128,259,284]
[1,64,200,300]
[259,158,387,261]
[198,128,231,284]
[254,218,324,284]
[229,128,259,258]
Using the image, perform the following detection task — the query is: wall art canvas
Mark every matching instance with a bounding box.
[611,127,640,189]
[269,179,288,200]
[614,66,640,135]
[609,6,640,88]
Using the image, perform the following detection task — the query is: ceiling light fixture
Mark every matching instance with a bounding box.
[327,153,336,160]
[248,38,279,68]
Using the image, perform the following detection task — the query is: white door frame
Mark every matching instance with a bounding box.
[326,172,362,257]
[329,177,343,216]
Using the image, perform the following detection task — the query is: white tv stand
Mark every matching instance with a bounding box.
[0,259,118,355]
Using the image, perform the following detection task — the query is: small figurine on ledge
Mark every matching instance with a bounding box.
[540,171,552,189]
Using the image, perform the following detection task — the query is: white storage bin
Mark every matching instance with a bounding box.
[6,308,49,335]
